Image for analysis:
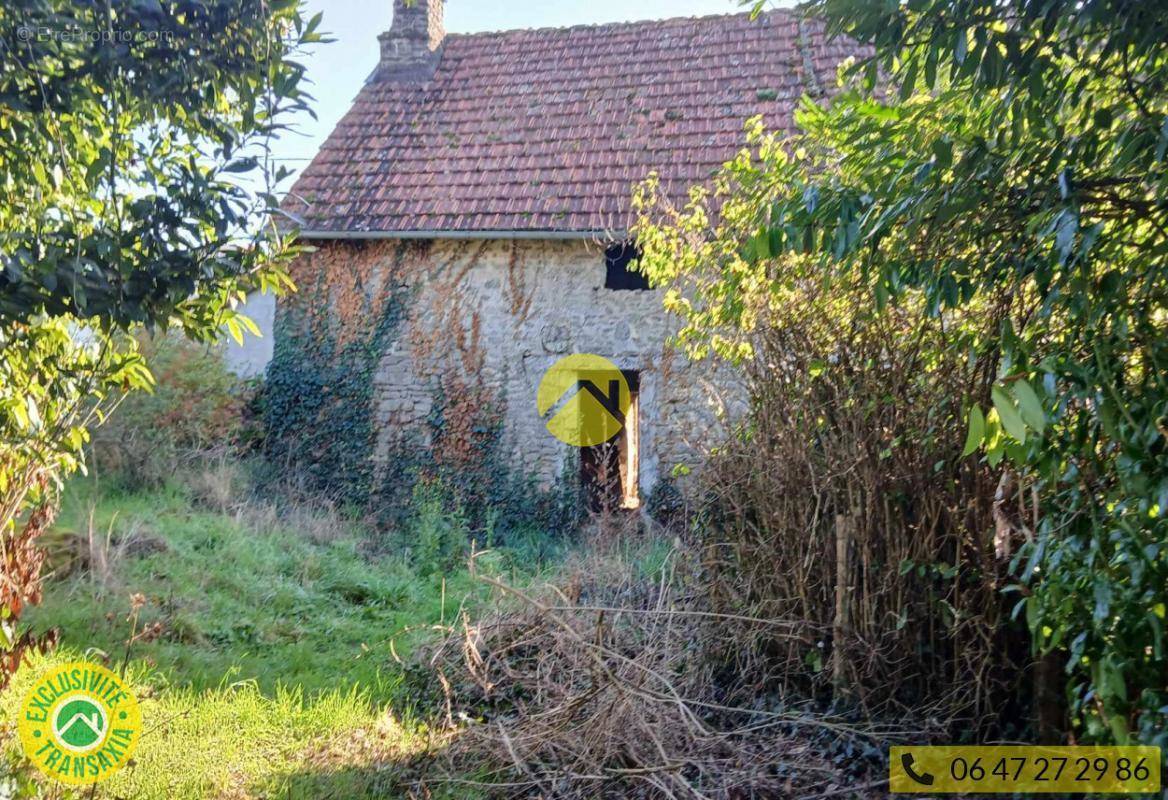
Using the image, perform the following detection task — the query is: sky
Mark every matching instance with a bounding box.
[271,0,756,191]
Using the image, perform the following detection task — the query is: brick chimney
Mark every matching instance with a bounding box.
[376,0,445,81]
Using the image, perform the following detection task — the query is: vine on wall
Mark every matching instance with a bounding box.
[264,241,417,508]
[404,243,578,538]
[505,239,535,323]
[264,240,579,540]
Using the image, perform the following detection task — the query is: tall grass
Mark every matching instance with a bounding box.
[0,465,552,799]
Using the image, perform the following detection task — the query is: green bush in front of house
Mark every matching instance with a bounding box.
[636,0,1168,745]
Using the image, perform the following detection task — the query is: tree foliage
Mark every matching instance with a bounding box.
[0,0,316,329]
[0,0,321,684]
[638,0,1167,742]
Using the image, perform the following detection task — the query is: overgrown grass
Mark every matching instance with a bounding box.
[0,471,547,798]
[2,655,417,798]
[33,477,482,697]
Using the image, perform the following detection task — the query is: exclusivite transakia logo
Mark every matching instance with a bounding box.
[17,661,142,785]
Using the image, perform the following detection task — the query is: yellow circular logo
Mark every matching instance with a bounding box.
[17,661,142,786]
[537,353,630,446]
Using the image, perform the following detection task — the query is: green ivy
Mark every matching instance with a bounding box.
[263,265,409,509]
[262,247,580,544]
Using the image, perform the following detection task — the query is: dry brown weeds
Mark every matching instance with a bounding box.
[410,530,896,799]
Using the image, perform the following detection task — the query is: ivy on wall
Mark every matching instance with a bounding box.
[263,240,580,540]
[264,241,412,508]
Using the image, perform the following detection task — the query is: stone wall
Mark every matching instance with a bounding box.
[277,237,742,500]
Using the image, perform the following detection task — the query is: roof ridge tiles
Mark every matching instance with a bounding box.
[440,8,788,40]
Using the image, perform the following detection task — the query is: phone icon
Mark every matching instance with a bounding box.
[901,753,936,786]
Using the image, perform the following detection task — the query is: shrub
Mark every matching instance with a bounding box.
[91,333,248,486]
[408,482,470,576]
[635,157,1030,735]
[0,0,314,690]
[724,0,1168,747]
[703,270,1021,732]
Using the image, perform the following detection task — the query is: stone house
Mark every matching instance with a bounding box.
[268,1,863,510]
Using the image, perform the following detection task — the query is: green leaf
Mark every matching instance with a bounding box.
[992,385,1026,443]
[768,226,783,256]
[932,138,953,168]
[1011,379,1045,433]
[10,397,29,429]
[899,58,919,100]
[239,315,262,337]
[1149,612,1164,660]
[954,29,968,65]
[1025,595,1039,636]
[225,317,244,345]
[1099,657,1128,703]
[962,404,985,456]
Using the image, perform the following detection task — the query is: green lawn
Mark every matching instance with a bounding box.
[0,476,531,798]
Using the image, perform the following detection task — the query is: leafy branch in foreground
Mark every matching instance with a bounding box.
[0,0,325,686]
[646,0,1165,742]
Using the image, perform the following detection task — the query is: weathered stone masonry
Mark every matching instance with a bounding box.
[287,237,740,501]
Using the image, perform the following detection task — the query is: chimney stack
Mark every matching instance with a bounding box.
[377,0,445,80]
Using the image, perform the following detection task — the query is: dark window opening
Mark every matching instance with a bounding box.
[604,242,650,290]
[581,370,640,512]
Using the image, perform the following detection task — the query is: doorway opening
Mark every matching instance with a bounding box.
[580,370,640,512]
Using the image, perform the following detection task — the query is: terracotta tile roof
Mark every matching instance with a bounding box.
[284,10,866,236]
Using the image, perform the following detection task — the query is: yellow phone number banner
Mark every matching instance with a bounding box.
[890,746,1161,793]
